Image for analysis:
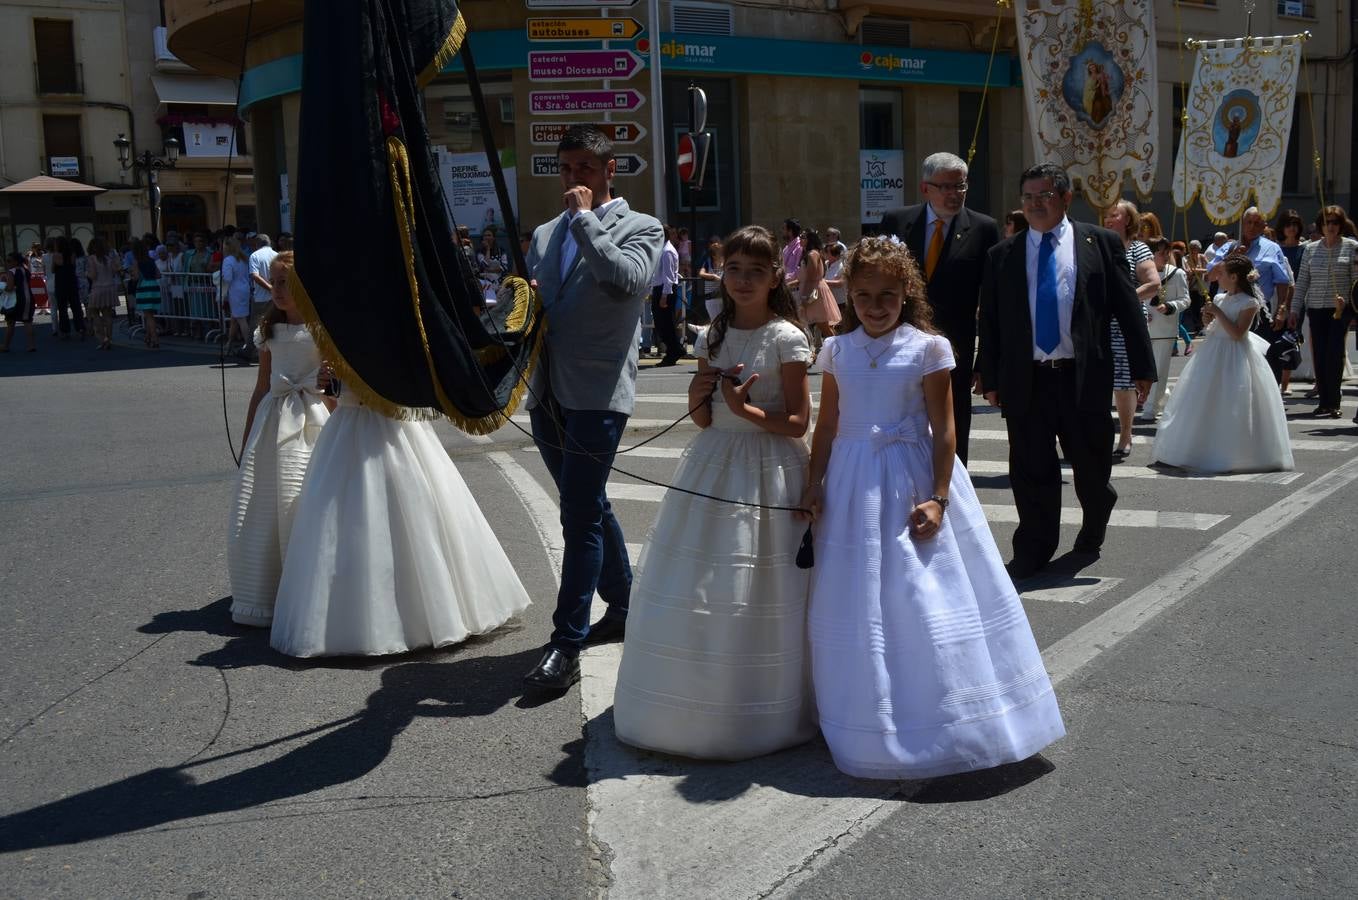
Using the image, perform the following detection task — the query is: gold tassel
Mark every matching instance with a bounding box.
[385,137,546,435]
[418,12,467,89]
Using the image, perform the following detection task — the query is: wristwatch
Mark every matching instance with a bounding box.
[929,495,950,511]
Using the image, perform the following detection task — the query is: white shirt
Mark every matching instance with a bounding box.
[1026,216,1077,361]
[651,241,679,293]
[560,196,624,280]
[248,246,278,302]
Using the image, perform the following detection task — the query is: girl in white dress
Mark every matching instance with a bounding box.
[270,382,531,658]
[613,225,817,760]
[802,236,1065,780]
[1150,254,1295,473]
[227,251,332,626]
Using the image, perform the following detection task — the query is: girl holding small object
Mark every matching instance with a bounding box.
[801,236,1064,780]
[613,225,817,760]
[1150,254,1294,473]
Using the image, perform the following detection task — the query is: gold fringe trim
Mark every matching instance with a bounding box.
[418,11,466,89]
[288,266,440,421]
[386,136,544,436]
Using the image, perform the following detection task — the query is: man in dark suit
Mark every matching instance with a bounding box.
[977,163,1155,580]
[879,152,999,462]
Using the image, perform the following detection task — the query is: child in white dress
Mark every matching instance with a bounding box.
[613,225,817,760]
[1150,254,1294,473]
[802,236,1065,780]
[227,251,331,626]
[270,385,531,657]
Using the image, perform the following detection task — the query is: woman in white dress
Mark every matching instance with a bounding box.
[613,225,817,760]
[1151,253,1294,473]
[221,236,253,358]
[227,252,332,625]
[270,388,530,658]
[801,236,1064,780]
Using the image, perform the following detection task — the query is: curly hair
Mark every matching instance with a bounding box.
[705,225,804,358]
[839,236,937,335]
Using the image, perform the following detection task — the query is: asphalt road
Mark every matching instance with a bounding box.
[2,323,1355,899]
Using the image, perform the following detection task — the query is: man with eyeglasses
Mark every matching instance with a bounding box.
[879,152,1000,462]
[977,163,1154,581]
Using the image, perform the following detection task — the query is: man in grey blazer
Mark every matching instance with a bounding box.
[523,125,664,691]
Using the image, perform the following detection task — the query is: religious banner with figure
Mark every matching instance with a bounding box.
[1015,0,1158,209]
[1171,36,1304,224]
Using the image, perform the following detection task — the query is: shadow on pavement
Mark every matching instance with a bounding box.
[554,711,1059,809]
[0,646,543,851]
[0,325,242,377]
[559,708,1057,807]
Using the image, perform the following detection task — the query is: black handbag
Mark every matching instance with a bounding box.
[1266,329,1303,370]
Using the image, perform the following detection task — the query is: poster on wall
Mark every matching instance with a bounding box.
[182,122,238,158]
[434,147,519,243]
[859,149,905,225]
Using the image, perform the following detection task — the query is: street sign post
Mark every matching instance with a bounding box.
[533,154,648,177]
[531,122,647,145]
[528,50,644,82]
[529,90,646,114]
[526,17,644,41]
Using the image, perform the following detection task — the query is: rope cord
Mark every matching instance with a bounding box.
[965,1,1010,168]
[1301,48,1326,212]
[218,0,256,468]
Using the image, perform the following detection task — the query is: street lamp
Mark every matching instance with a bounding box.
[114,133,181,238]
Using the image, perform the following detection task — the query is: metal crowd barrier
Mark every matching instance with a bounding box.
[132,271,226,342]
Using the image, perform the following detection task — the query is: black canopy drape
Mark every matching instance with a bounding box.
[290,0,541,431]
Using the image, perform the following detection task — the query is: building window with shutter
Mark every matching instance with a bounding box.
[43,114,85,180]
[34,19,81,94]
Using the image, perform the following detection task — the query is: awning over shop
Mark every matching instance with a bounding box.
[150,73,239,106]
[0,175,106,194]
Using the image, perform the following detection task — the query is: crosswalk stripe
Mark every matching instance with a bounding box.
[962,458,1305,485]
[969,428,1355,452]
[605,482,1227,530]
[508,414,683,431]
[518,444,1304,484]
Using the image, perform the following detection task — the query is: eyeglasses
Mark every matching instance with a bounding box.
[1325,218,1343,225]
[925,181,968,194]
[1020,191,1060,205]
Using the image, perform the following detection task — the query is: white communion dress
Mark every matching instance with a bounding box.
[809,325,1065,780]
[227,324,329,626]
[1150,292,1294,473]
[269,395,531,658]
[613,318,818,760]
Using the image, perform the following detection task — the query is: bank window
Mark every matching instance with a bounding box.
[34,19,80,94]
[860,88,902,150]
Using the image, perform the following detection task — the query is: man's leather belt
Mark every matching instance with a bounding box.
[1033,358,1074,369]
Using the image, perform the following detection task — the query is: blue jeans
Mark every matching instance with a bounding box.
[529,403,632,654]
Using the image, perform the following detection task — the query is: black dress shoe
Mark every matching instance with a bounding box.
[1005,557,1044,581]
[582,616,626,646]
[1072,527,1104,556]
[523,647,580,691]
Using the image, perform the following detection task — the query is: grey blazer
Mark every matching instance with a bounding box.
[526,197,663,415]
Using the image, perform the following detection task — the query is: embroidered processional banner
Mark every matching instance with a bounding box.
[1015,0,1158,208]
[1171,36,1304,224]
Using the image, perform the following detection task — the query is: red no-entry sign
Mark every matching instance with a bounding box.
[677,134,696,183]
